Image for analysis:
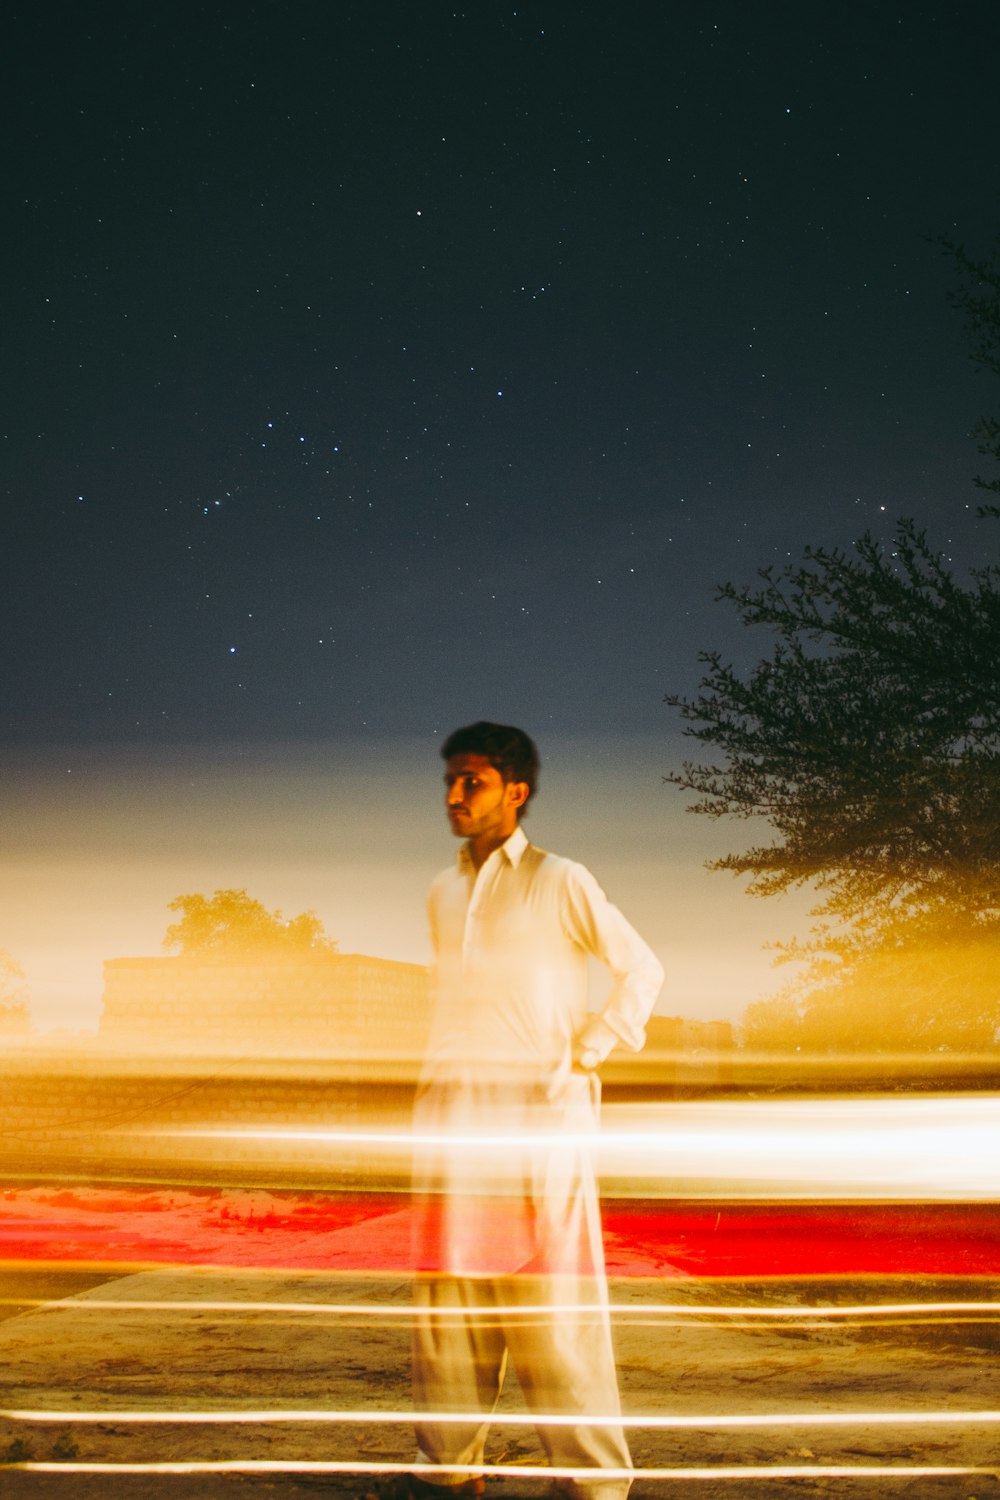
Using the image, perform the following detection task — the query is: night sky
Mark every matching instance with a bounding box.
[4,2,1000,1030]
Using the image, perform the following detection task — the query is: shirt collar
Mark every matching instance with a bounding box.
[457,823,528,872]
[500,824,529,865]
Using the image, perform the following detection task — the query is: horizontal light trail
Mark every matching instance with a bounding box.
[154,1094,1000,1159]
[6,1296,998,1321]
[162,1126,607,1146]
[153,1093,1000,1198]
[2,1459,995,1481]
[11,1095,1000,1207]
[7,1406,1000,1429]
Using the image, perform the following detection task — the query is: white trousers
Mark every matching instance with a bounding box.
[412,1272,632,1500]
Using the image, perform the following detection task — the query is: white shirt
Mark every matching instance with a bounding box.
[424,825,664,1085]
[414,825,664,1273]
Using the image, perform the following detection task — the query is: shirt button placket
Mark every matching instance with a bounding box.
[462,862,491,966]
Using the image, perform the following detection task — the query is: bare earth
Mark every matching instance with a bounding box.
[1,1256,997,1500]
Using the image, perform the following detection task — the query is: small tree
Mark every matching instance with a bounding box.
[164,889,337,959]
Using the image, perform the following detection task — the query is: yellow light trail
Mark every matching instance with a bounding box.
[158,1126,613,1145]
[2,1460,996,1481]
[6,1406,1000,1429]
[4,1296,998,1321]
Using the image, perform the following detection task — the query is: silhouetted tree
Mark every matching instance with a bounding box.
[667,237,1000,1056]
[666,519,1000,922]
[164,888,337,959]
[665,529,1000,1054]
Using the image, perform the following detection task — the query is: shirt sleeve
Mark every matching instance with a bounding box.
[559,861,665,1059]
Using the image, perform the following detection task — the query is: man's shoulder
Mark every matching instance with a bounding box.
[428,863,459,897]
[521,842,599,890]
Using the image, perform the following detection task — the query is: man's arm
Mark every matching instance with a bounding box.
[560,861,665,1066]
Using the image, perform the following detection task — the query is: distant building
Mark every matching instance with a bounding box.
[100,953,432,1061]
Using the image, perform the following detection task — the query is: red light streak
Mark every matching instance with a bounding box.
[3,1188,998,1274]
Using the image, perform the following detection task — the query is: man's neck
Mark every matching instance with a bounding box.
[467,825,516,871]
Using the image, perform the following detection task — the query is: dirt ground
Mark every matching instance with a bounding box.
[1,1258,997,1500]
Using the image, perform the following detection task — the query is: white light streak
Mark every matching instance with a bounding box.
[6,1297,998,1321]
[151,1094,1000,1198]
[7,1406,1000,1429]
[2,1459,995,1481]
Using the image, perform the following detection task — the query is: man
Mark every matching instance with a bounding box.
[409,721,664,1499]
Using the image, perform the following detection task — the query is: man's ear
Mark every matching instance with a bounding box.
[507,779,530,812]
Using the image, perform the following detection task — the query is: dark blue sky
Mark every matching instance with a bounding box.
[4,0,999,748]
[4,1,1000,1031]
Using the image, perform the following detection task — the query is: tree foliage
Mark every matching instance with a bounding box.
[666,521,1000,1053]
[666,520,1000,930]
[164,888,337,959]
[667,234,1000,1056]
[0,948,32,1037]
[742,907,1000,1055]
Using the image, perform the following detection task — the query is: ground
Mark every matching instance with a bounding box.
[1,1200,997,1500]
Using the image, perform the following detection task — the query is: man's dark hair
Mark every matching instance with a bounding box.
[441,721,540,810]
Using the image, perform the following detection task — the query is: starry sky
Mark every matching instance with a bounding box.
[4,2,1000,1031]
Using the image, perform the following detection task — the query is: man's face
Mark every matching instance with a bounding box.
[444,752,525,841]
